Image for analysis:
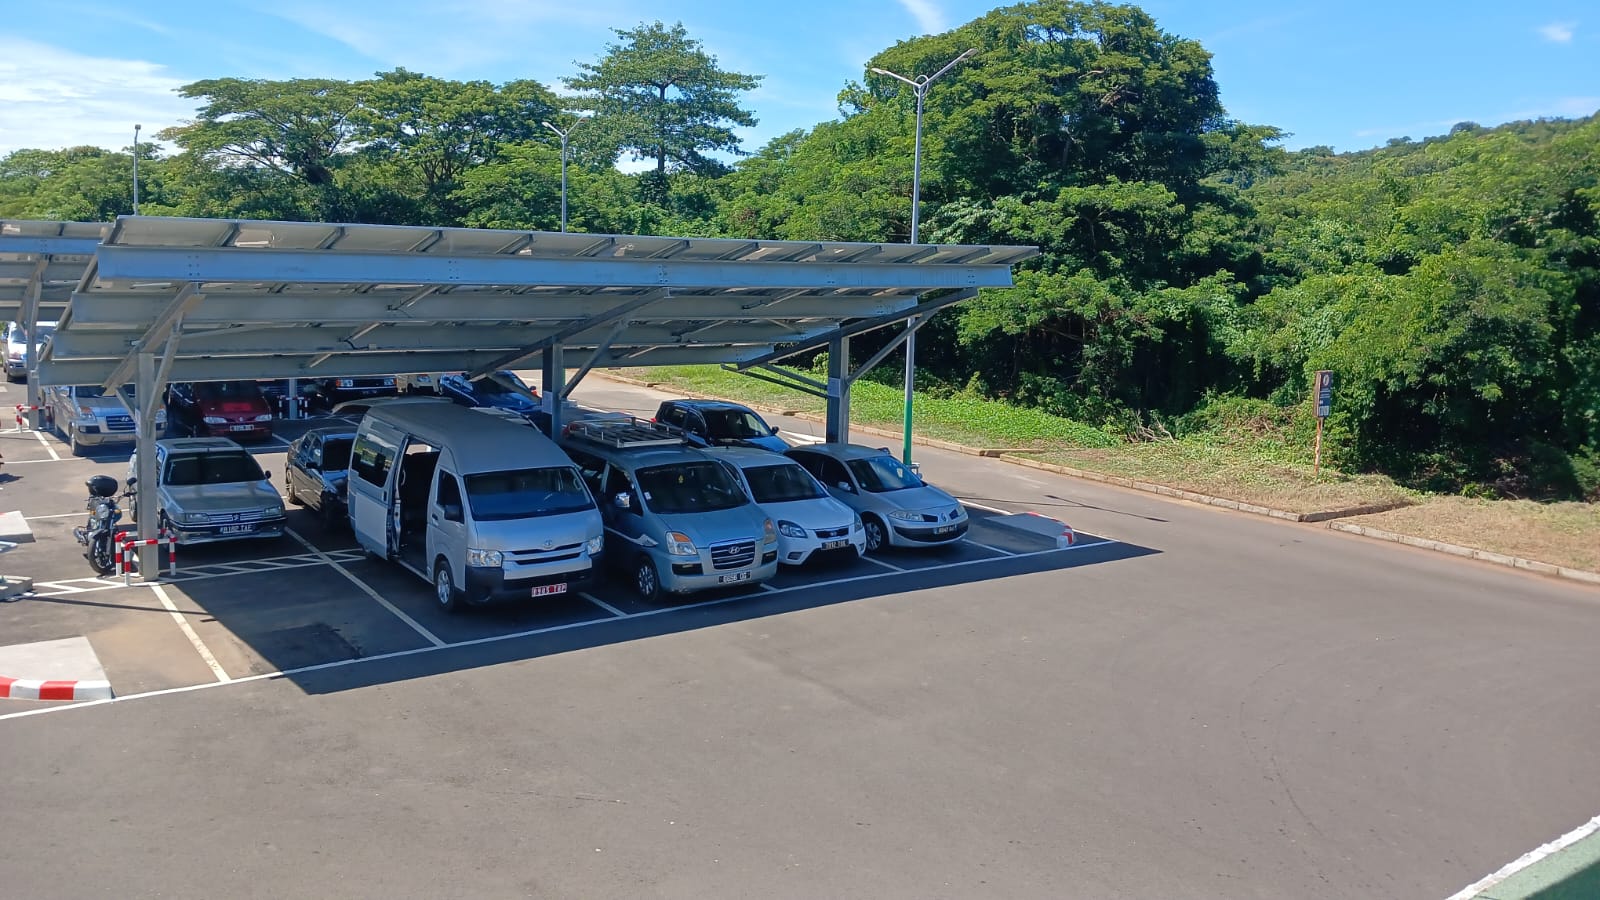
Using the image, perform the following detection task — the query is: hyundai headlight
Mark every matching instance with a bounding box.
[585,534,604,556]
[776,520,806,539]
[664,531,697,556]
[888,509,922,521]
[762,518,777,545]
[466,547,503,567]
[202,416,226,425]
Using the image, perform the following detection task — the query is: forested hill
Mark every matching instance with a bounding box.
[1,3,1595,498]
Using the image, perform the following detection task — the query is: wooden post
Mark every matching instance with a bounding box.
[1314,416,1324,478]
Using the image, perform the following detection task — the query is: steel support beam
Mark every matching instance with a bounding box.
[542,344,565,437]
[135,352,160,581]
[95,245,1020,292]
[100,283,204,390]
[562,319,629,399]
[734,288,976,371]
[467,289,672,378]
[826,336,851,445]
[21,257,45,428]
[724,365,828,401]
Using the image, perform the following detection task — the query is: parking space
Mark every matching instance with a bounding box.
[2,402,1137,717]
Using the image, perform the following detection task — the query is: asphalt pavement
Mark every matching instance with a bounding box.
[0,376,1595,899]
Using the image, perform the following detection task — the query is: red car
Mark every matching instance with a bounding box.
[166,381,275,440]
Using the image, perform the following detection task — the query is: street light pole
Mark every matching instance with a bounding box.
[870,48,976,465]
[541,119,584,232]
[132,123,141,214]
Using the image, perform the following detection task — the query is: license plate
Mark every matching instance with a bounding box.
[718,571,751,584]
[934,524,956,534]
[219,524,256,535]
[821,539,849,550]
[230,424,256,432]
[530,583,567,597]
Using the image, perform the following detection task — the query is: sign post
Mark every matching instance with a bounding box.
[1313,369,1334,478]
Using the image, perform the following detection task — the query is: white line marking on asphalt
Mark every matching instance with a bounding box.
[0,539,1120,723]
[959,499,1014,516]
[964,540,1016,556]
[150,582,231,683]
[861,555,905,572]
[758,581,780,592]
[1446,814,1600,900]
[25,511,88,520]
[30,429,61,461]
[780,431,824,444]
[285,528,445,648]
[580,591,627,618]
[2,457,63,464]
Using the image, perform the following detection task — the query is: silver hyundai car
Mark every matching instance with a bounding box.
[783,444,968,552]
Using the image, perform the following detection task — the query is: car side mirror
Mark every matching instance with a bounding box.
[262,470,272,480]
[613,491,632,510]
[441,502,464,522]
[125,476,137,488]
[836,481,854,493]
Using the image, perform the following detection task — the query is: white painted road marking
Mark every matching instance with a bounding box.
[963,539,1016,556]
[0,538,1118,723]
[861,555,905,572]
[285,528,445,648]
[30,429,60,461]
[150,582,231,683]
[580,592,626,618]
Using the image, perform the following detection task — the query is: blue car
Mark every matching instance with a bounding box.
[438,371,541,416]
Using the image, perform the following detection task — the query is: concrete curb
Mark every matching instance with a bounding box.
[590,372,1600,588]
[1327,523,1600,586]
[0,675,113,702]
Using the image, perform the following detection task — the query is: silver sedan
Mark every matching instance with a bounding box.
[783,443,968,552]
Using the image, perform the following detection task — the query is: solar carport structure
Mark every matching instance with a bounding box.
[0,220,108,429]
[27,215,1037,578]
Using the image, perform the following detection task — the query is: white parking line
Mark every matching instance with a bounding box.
[959,499,1014,516]
[24,512,88,520]
[0,539,1119,723]
[964,539,1016,556]
[579,591,627,618]
[150,582,231,683]
[30,429,60,461]
[861,555,906,572]
[285,529,445,648]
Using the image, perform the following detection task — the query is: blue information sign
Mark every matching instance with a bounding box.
[1315,370,1334,418]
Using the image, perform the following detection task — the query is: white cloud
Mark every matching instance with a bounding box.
[0,38,196,156]
[896,0,946,35]
[1538,21,1576,43]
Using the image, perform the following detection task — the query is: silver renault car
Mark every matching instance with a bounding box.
[783,444,968,552]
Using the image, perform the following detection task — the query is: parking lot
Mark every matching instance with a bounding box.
[0,401,1137,716]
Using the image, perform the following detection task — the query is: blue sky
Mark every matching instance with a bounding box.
[2,0,1596,160]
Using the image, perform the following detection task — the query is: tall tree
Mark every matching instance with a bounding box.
[564,21,761,177]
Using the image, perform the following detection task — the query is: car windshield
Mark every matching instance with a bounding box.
[72,385,139,399]
[464,466,593,521]
[741,462,824,503]
[164,451,265,486]
[702,408,770,439]
[195,381,264,402]
[635,462,748,515]
[846,455,924,493]
[320,437,353,470]
[475,372,532,397]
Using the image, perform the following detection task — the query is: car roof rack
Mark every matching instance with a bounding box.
[563,416,684,449]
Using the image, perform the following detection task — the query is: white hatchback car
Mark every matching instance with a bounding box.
[708,446,866,565]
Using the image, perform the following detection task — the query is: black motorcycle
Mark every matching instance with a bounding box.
[73,474,134,575]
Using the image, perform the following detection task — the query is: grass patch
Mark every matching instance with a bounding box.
[1028,442,1415,514]
[1346,497,1600,572]
[621,365,1118,450]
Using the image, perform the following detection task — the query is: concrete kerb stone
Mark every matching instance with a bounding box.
[591,371,1600,587]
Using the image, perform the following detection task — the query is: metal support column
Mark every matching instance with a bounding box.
[21,259,43,429]
[542,343,566,438]
[135,352,160,580]
[826,335,851,445]
[287,378,300,419]
[902,314,919,464]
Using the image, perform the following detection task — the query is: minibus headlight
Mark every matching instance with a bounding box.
[585,535,604,556]
[466,548,503,568]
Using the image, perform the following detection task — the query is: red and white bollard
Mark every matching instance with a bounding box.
[14,404,41,431]
[118,531,178,584]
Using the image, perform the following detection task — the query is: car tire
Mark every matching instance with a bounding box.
[67,425,83,456]
[286,479,300,505]
[862,515,887,553]
[320,495,342,530]
[433,558,463,614]
[634,555,660,603]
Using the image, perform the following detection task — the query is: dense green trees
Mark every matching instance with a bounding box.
[2,1,1595,497]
